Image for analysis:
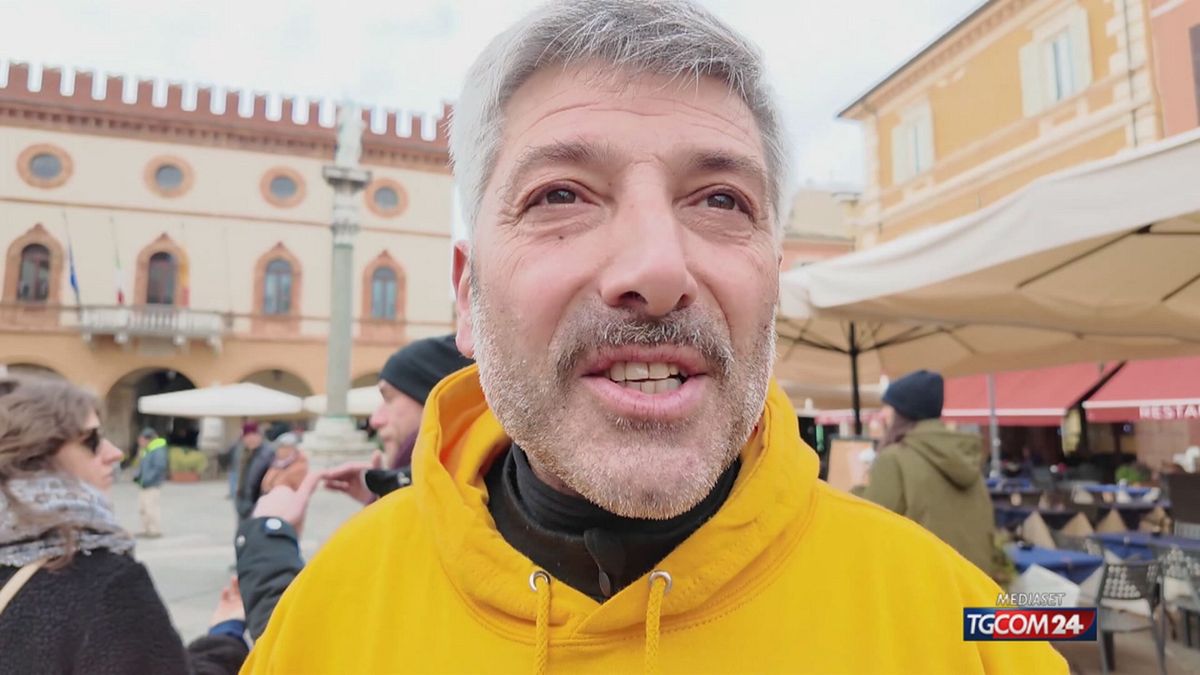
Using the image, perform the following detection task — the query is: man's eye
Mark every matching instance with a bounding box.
[543,188,577,205]
[706,193,737,210]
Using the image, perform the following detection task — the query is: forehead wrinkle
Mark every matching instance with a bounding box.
[498,139,624,200]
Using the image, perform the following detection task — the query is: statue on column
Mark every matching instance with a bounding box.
[334,105,365,168]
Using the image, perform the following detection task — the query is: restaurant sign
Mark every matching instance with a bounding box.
[1139,404,1200,420]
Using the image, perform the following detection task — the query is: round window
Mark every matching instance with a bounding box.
[270,175,298,199]
[365,180,407,217]
[373,186,400,210]
[29,153,63,180]
[155,164,184,190]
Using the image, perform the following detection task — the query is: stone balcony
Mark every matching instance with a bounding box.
[79,305,227,350]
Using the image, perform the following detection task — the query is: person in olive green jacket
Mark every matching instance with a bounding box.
[859,370,998,577]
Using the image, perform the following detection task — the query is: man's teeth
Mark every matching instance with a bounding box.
[606,362,685,393]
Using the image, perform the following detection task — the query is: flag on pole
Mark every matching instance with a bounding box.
[178,221,190,306]
[177,255,190,306]
[63,211,82,306]
[111,216,125,305]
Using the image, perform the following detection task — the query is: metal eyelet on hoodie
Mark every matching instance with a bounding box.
[530,570,551,675]
[644,570,672,675]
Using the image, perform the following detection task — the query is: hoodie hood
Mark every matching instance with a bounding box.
[412,365,818,636]
[899,420,984,490]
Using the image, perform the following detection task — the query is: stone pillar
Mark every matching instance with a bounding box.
[301,106,377,465]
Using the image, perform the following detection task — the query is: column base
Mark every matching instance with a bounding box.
[301,415,377,467]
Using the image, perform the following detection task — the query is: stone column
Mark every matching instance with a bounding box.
[301,106,377,465]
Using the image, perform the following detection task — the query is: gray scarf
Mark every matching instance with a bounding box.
[0,473,134,567]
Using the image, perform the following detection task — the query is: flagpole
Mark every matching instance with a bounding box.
[110,215,125,305]
[61,210,82,308]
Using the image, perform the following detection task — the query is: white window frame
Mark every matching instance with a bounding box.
[1020,4,1093,117]
[890,100,935,185]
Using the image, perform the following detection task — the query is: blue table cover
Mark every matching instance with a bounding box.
[1096,502,1161,530]
[1091,532,1200,561]
[994,505,1034,530]
[993,505,1080,531]
[1083,485,1152,498]
[1006,544,1103,584]
[987,477,1033,490]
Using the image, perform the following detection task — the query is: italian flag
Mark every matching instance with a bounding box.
[114,246,126,305]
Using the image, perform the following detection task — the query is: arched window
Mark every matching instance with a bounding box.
[17,244,51,303]
[146,252,176,305]
[370,267,397,320]
[263,259,293,315]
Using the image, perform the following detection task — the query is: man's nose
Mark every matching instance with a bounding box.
[598,194,698,317]
[369,407,387,430]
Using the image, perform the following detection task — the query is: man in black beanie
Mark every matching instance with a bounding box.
[320,334,474,503]
[858,369,998,579]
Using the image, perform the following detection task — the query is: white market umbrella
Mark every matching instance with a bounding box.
[137,383,304,418]
[303,386,383,417]
[778,128,1200,434]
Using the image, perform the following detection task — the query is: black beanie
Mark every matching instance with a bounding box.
[882,370,944,421]
[380,334,474,405]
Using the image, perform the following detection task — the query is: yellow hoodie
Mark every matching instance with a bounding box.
[244,367,1066,674]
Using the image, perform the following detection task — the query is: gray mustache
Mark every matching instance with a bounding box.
[554,310,735,380]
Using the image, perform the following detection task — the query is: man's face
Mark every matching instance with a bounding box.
[136,435,148,450]
[244,431,262,449]
[454,64,781,519]
[369,381,424,446]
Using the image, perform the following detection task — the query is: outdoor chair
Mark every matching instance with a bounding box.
[1050,531,1102,555]
[1175,520,1200,540]
[1155,547,1200,649]
[1087,559,1165,675]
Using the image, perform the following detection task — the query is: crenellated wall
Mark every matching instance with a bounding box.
[0,61,450,170]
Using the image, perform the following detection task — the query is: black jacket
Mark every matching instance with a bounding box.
[234,466,412,639]
[0,550,247,675]
[235,516,304,640]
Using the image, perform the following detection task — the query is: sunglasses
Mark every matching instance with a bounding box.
[81,427,103,454]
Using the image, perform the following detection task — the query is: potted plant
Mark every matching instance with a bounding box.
[169,446,208,483]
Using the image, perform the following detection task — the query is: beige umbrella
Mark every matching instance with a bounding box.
[304,386,384,417]
[778,128,1200,434]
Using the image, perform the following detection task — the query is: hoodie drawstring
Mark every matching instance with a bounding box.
[530,570,551,675]
[644,570,672,675]
[529,568,672,675]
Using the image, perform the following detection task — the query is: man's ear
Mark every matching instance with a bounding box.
[451,240,476,358]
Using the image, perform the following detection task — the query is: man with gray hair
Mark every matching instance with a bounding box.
[245,2,1065,672]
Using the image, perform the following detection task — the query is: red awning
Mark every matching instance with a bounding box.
[942,363,1115,427]
[1083,357,1200,422]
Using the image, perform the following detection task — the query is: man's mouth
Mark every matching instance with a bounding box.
[604,361,690,394]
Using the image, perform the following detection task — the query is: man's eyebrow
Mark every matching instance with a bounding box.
[685,150,769,197]
[500,140,619,197]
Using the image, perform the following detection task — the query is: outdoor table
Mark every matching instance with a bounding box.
[1005,544,1104,585]
[1091,532,1200,561]
[987,477,1033,490]
[1038,507,1081,530]
[993,505,1081,532]
[1082,484,1153,500]
[1095,502,1162,530]
[994,504,1034,530]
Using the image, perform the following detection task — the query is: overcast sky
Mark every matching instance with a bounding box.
[0,0,977,192]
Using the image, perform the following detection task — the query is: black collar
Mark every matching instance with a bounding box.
[485,444,739,601]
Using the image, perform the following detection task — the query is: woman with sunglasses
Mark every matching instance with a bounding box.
[0,376,248,674]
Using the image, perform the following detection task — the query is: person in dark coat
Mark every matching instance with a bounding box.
[0,376,248,674]
[234,422,274,525]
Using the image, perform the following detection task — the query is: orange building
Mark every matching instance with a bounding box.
[839,0,1198,248]
[835,0,1200,467]
[0,62,454,449]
